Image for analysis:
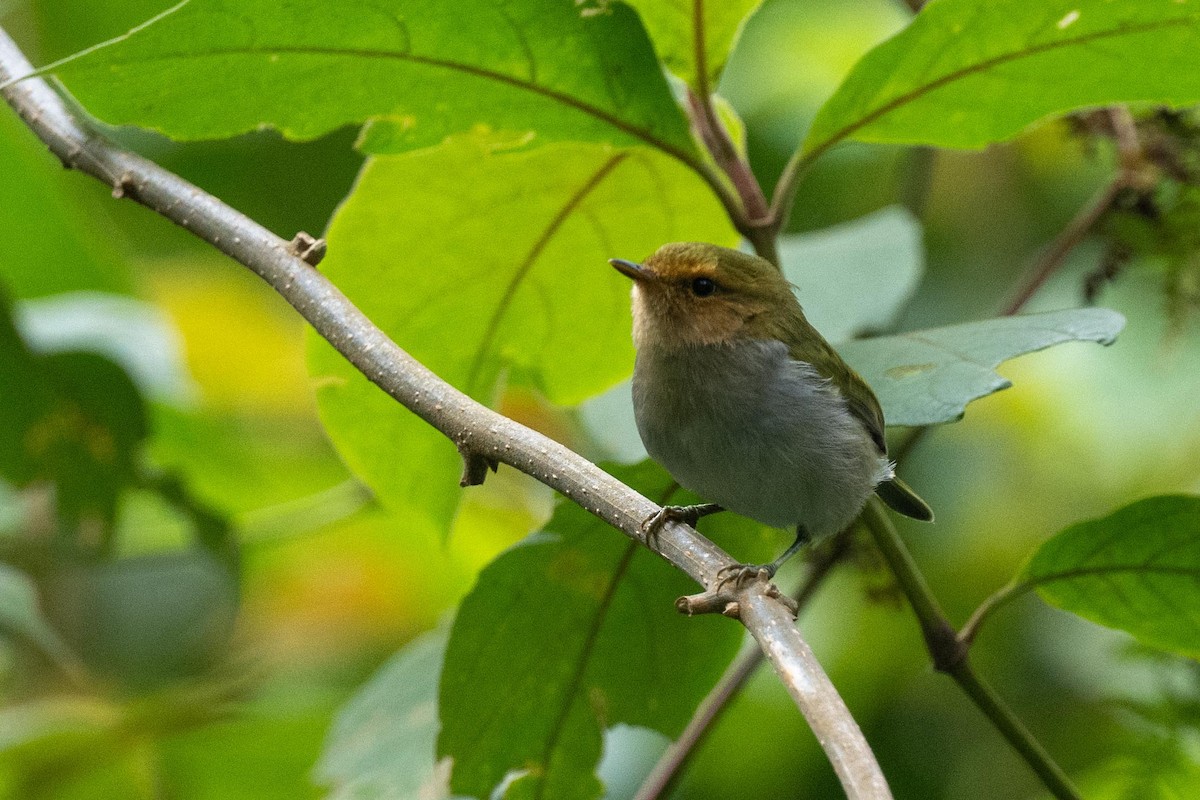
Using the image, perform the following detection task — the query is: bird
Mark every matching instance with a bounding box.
[610,242,932,587]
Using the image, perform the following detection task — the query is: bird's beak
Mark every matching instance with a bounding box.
[609,258,657,283]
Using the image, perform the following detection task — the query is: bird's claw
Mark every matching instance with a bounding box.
[714,563,776,593]
[640,503,721,547]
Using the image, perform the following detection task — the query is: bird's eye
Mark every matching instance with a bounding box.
[691,277,717,297]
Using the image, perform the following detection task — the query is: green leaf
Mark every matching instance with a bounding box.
[780,205,923,344]
[0,110,130,299]
[625,0,762,89]
[804,0,1200,160]
[0,564,81,676]
[308,138,736,529]
[316,629,460,800]
[0,291,55,486]
[438,462,743,800]
[1021,495,1200,659]
[1078,754,1200,800]
[51,0,700,162]
[45,550,238,686]
[16,292,194,404]
[840,307,1125,426]
[0,292,149,529]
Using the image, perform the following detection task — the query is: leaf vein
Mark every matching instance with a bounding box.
[464,151,629,395]
[806,15,1196,162]
[97,44,698,165]
[533,540,639,800]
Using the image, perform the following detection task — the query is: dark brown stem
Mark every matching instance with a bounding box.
[684,88,777,264]
[688,89,770,223]
[686,2,771,230]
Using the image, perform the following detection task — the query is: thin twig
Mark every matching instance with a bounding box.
[684,1,778,261]
[1003,106,1142,315]
[1001,176,1127,316]
[0,27,890,800]
[958,579,1032,646]
[860,500,1081,800]
[634,639,763,800]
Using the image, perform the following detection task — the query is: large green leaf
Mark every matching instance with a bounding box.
[308,138,736,529]
[437,462,744,800]
[840,308,1125,426]
[1021,495,1200,659]
[316,629,459,800]
[50,0,701,162]
[804,0,1200,160]
[624,0,761,89]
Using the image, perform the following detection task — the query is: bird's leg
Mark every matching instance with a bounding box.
[715,525,812,591]
[642,503,724,547]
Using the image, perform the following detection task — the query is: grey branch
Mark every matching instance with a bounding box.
[0,27,890,800]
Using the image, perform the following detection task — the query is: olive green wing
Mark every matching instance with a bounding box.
[791,332,888,454]
[794,334,935,523]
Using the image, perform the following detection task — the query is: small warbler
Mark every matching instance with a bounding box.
[611,242,932,586]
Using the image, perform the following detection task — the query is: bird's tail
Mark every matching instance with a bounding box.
[875,477,934,522]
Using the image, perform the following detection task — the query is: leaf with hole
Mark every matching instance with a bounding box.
[1021,495,1200,659]
[804,0,1200,160]
[839,308,1125,426]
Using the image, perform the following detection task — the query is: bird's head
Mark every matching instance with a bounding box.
[610,242,800,350]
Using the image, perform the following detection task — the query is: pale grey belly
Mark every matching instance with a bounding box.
[632,340,887,538]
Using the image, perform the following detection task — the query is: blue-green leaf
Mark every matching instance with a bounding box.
[841,308,1126,426]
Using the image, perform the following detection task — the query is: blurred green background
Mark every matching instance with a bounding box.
[1,0,1198,798]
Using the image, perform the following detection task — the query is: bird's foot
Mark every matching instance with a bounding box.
[714,562,776,593]
[713,526,811,591]
[641,503,723,547]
